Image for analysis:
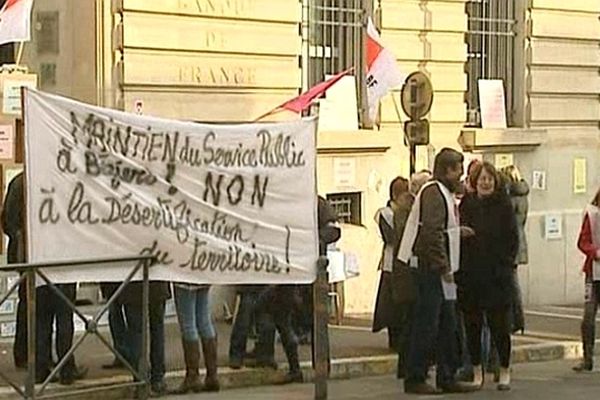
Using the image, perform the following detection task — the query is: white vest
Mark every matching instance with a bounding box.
[397,181,460,300]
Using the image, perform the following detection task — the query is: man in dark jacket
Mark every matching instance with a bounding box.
[1,172,26,368]
[404,148,476,395]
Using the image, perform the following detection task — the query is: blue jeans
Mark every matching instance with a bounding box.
[124,300,166,384]
[174,286,216,341]
[406,269,460,387]
[229,289,259,362]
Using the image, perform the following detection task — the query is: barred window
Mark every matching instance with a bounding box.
[304,0,371,126]
[465,0,516,126]
[326,192,362,225]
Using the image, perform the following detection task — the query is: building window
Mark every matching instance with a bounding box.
[465,0,516,126]
[326,192,362,225]
[303,0,371,126]
[35,11,59,55]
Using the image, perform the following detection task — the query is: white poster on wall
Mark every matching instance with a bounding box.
[478,79,507,129]
[24,89,319,284]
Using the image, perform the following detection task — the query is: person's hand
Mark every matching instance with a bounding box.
[460,226,475,238]
[442,273,454,283]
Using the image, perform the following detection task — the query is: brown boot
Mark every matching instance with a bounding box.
[201,337,220,392]
[172,339,202,394]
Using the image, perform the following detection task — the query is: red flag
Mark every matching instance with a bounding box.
[366,19,405,122]
[0,0,33,46]
[281,68,353,113]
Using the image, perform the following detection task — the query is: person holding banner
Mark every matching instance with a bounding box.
[172,284,220,393]
[121,281,170,396]
[1,172,26,369]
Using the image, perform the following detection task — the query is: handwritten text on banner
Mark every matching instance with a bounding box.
[24,89,318,284]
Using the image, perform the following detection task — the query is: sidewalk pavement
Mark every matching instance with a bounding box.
[161,359,600,400]
[0,310,590,399]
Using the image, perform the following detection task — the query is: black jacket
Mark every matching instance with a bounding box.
[457,191,518,309]
[1,173,24,263]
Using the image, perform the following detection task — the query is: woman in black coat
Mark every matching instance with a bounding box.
[457,162,518,391]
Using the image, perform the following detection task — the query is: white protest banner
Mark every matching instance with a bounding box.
[24,89,318,284]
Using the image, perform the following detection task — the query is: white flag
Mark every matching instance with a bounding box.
[0,0,33,46]
[366,19,405,122]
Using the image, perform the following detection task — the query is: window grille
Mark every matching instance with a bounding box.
[326,192,362,225]
[465,0,516,126]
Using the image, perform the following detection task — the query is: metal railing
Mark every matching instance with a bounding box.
[0,255,155,400]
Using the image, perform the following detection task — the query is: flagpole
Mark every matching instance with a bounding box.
[16,41,24,66]
[253,106,284,122]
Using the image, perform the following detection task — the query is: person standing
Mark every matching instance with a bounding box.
[121,280,170,396]
[501,165,529,334]
[100,282,129,369]
[399,148,476,394]
[458,162,518,391]
[228,285,262,369]
[572,188,600,372]
[1,173,26,369]
[172,284,220,393]
[372,176,414,378]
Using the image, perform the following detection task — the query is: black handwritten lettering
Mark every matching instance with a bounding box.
[67,182,99,225]
[85,151,157,189]
[203,172,224,206]
[226,175,244,205]
[38,187,60,224]
[139,240,173,267]
[257,130,305,168]
[251,175,268,207]
[57,138,78,174]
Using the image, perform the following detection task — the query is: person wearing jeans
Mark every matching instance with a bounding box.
[173,284,219,394]
[122,281,170,396]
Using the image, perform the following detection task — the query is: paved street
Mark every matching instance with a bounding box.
[163,359,600,400]
[0,304,592,387]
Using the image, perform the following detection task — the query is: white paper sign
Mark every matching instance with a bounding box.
[0,124,14,159]
[545,214,562,240]
[333,157,356,188]
[478,79,507,129]
[3,79,37,115]
[24,89,318,284]
[532,170,546,191]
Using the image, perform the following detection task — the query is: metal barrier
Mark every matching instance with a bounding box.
[0,255,155,400]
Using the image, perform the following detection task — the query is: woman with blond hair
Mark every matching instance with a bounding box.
[573,187,600,372]
[500,165,529,334]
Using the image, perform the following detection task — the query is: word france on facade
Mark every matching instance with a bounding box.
[24,89,318,285]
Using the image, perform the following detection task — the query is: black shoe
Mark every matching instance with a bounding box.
[150,380,168,397]
[35,371,59,385]
[440,381,480,393]
[573,361,593,372]
[60,366,88,385]
[404,382,442,395]
[254,360,278,370]
[102,358,125,370]
[279,370,303,384]
[229,358,243,370]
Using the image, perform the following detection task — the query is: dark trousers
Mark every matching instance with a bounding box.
[14,277,27,367]
[229,290,259,362]
[36,284,77,379]
[580,281,600,363]
[256,308,300,372]
[124,300,166,384]
[108,300,129,362]
[406,269,460,387]
[464,306,511,368]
